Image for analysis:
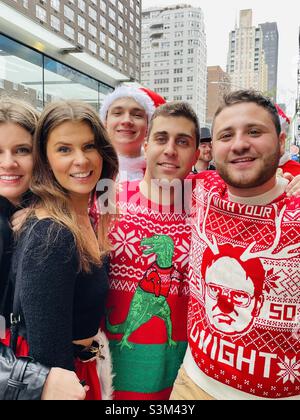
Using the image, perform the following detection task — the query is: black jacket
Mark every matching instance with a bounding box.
[0,195,50,400]
[0,196,14,319]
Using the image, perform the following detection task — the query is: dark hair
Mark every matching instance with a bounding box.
[31,100,118,271]
[147,101,200,148]
[212,90,281,136]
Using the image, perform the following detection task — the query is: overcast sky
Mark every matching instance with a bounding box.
[141,0,299,116]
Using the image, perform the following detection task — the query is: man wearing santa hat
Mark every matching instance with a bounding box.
[100,85,166,182]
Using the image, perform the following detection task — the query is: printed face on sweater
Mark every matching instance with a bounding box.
[0,122,33,205]
[46,121,103,202]
[105,98,148,158]
[204,257,264,335]
[212,102,285,197]
[144,116,199,183]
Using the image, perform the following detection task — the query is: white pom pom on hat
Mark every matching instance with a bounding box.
[99,85,166,124]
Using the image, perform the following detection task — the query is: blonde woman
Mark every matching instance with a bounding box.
[10,101,118,400]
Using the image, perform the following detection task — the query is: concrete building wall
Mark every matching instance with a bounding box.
[206,66,231,124]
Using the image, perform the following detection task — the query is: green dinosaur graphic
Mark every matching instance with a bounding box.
[107,234,183,350]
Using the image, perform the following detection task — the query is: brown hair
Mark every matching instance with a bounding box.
[212,90,281,136]
[30,100,118,271]
[147,101,200,148]
[0,96,39,134]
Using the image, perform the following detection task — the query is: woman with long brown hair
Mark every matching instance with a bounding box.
[10,100,118,400]
[0,97,95,400]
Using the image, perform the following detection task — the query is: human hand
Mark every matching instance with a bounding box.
[284,173,300,197]
[41,368,89,400]
[10,208,29,232]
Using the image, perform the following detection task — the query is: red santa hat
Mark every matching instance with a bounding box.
[275,104,291,131]
[99,85,166,124]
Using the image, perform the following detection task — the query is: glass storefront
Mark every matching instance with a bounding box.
[0,33,113,112]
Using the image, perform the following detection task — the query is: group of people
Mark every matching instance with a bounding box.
[0,84,299,400]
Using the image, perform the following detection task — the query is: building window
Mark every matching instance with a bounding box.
[77,33,86,47]
[88,40,97,54]
[50,15,60,31]
[78,15,86,30]
[109,8,116,21]
[36,5,47,22]
[108,38,116,51]
[0,33,113,113]
[64,5,74,22]
[89,6,97,21]
[88,23,97,38]
[100,16,106,28]
[108,53,116,65]
[51,0,60,12]
[64,24,74,40]
[78,0,85,13]
[109,23,116,36]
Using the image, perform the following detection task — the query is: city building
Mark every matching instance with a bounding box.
[141,5,207,124]
[259,22,279,100]
[227,9,269,93]
[0,0,142,110]
[206,66,231,124]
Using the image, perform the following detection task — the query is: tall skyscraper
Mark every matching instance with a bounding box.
[141,5,207,123]
[259,22,279,100]
[206,66,231,124]
[227,9,268,93]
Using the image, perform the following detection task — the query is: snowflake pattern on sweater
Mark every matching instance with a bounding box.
[102,181,191,400]
[187,173,300,399]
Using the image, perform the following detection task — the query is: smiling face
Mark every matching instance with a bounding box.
[212,102,285,197]
[198,141,213,163]
[0,122,33,205]
[144,116,199,184]
[105,97,148,158]
[46,120,103,203]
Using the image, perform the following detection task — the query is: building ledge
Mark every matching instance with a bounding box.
[0,1,129,87]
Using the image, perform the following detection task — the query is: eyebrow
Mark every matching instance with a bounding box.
[14,142,32,147]
[153,131,193,138]
[216,123,266,134]
[53,140,94,147]
[110,106,145,113]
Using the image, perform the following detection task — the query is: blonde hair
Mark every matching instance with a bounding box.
[30,100,118,272]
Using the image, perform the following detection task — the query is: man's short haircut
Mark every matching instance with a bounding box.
[212,90,281,137]
[147,101,200,148]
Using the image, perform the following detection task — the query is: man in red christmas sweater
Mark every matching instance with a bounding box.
[171,90,300,400]
[102,102,200,399]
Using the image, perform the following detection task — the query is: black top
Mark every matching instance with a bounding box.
[11,218,109,371]
[0,196,15,319]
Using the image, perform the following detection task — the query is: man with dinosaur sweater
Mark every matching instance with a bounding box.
[171,90,300,400]
[103,102,200,399]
